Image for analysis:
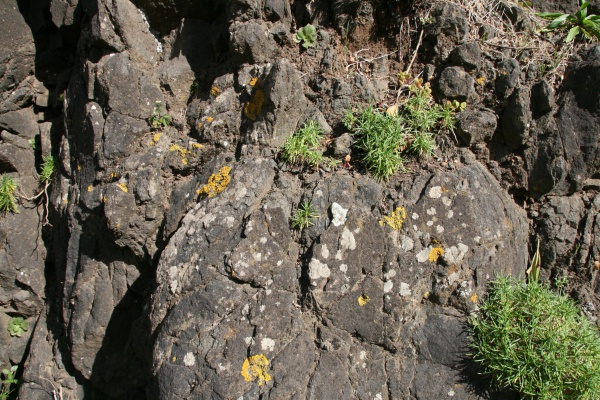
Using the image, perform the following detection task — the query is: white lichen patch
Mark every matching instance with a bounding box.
[429,186,442,199]
[340,227,356,250]
[427,207,436,216]
[400,236,414,251]
[244,336,253,345]
[443,243,469,264]
[335,250,343,260]
[474,236,481,243]
[261,337,275,352]
[321,244,330,259]
[183,352,196,367]
[359,350,367,360]
[436,225,444,234]
[331,202,348,226]
[308,258,331,280]
[253,252,262,262]
[339,264,348,273]
[416,248,430,263]
[447,210,454,219]
[260,237,267,244]
[412,212,419,220]
[235,186,247,201]
[427,221,434,227]
[399,282,412,297]
[383,269,397,279]
[383,280,394,293]
[442,197,452,207]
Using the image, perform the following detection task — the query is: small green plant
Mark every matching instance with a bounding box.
[469,276,600,399]
[7,317,28,337]
[345,78,462,180]
[150,101,171,129]
[281,120,338,168]
[291,200,320,231]
[294,24,317,49]
[0,365,18,400]
[40,155,58,184]
[0,175,18,214]
[537,1,600,43]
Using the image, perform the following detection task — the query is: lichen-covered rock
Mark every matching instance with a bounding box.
[456,107,497,146]
[149,156,528,398]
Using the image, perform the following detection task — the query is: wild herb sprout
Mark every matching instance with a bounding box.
[0,366,18,400]
[291,201,320,231]
[294,24,317,49]
[150,101,171,129]
[7,317,28,337]
[0,175,18,214]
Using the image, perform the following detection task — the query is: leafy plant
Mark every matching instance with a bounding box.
[40,155,58,184]
[469,276,600,399]
[294,24,317,49]
[7,317,28,337]
[537,1,600,43]
[150,102,171,129]
[281,120,337,168]
[0,366,18,400]
[291,200,320,231]
[0,175,18,214]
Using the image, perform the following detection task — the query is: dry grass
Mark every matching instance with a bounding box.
[447,0,575,86]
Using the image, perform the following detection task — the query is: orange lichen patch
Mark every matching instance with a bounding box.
[102,196,107,203]
[197,166,231,198]
[192,143,203,149]
[153,132,162,143]
[357,294,370,306]
[211,86,220,97]
[243,89,265,121]
[241,354,271,386]
[117,182,128,193]
[169,144,191,165]
[428,245,444,262]
[77,165,82,171]
[470,293,479,303]
[423,291,431,299]
[476,76,485,86]
[378,207,407,230]
[249,77,259,87]
[87,185,93,192]
[205,116,214,123]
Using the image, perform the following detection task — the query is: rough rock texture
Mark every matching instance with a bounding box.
[148,156,527,399]
[3,0,600,398]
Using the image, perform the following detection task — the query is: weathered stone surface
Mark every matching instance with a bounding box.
[449,42,482,71]
[148,156,528,398]
[0,107,39,139]
[531,79,554,118]
[230,20,275,64]
[437,66,474,101]
[456,108,497,146]
[501,88,531,150]
[495,58,520,99]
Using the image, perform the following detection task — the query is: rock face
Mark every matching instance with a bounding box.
[148,156,527,399]
[2,0,600,398]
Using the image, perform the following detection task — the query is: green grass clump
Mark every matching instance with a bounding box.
[0,175,18,214]
[281,120,339,169]
[40,155,58,184]
[469,276,600,399]
[344,78,463,181]
[291,200,320,231]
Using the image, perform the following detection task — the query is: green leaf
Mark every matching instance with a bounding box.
[566,25,581,42]
[545,14,569,30]
[536,12,566,19]
[526,239,541,284]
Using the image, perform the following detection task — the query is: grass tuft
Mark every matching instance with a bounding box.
[469,276,600,399]
[0,175,18,214]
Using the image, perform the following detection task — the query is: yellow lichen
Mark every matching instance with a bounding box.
[169,144,191,165]
[192,143,203,149]
[153,132,162,143]
[470,293,478,303]
[243,89,265,121]
[249,77,259,87]
[241,354,271,386]
[476,76,485,86]
[102,196,107,203]
[117,182,128,193]
[87,185,93,192]
[378,207,407,230]
[205,116,214,123]
[77,165,82,171]
[357,294,370,306]
[423,291,431,299]
[197,122,203,129]
[211,86,220,96]
[428,246,444,262]
[197,166,232,198]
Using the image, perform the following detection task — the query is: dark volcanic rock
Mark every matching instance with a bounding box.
[495,58,520,99]
[437,66,475,101]
[449,42,482,71]
[501,88,532,150]
[456,108,497,146]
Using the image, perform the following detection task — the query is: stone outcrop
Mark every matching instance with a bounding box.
[0,0,599,399]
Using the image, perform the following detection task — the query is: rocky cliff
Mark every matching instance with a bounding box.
[1,0,600,399]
